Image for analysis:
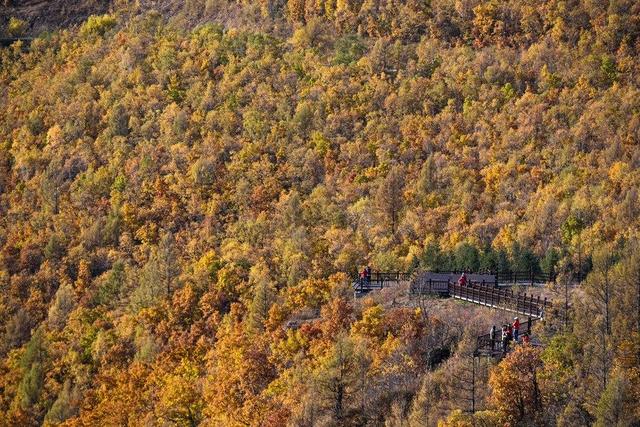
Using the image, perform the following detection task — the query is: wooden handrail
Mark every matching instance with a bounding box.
[424,269,555,283]
[445,281,549,318]
[352,271,414,295]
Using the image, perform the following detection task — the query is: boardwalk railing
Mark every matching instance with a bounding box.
[352,271,413,294]
[423,269,555,285]
[412,269,556,289]
[495,270,555,285]
[449,282,549,318]
[410,278,452,295]
[411,279,550,319]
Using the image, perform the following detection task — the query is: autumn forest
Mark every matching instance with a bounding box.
[1,0,640,425]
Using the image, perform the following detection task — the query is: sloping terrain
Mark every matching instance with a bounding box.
[1,0,112,33]
[1,0,276,36]
[1,1,640,426]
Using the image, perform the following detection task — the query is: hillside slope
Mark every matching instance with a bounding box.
[1,1,640,425]
[1,0,111,33]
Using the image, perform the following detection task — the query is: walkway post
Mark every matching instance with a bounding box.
[530,266,534,287]
[471,356,476,414]
[529,294,533,314]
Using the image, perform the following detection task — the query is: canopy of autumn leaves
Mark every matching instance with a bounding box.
[1,0,640,425]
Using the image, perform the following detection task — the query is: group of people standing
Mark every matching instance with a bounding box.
[489,316,532,354]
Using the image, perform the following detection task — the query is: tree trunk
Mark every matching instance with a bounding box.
[335,383,344,421]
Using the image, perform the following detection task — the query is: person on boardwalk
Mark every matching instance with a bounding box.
[490,325,497,350]
[458,272,467,286]
[513,317,520,342]
[359,268,367,287]
[365,265,372,285]
[501,325,509,354]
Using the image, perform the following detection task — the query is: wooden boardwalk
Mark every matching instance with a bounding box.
[448,282,548,318]
[353,270,550,319]
[352,272,412,296]
[410,273,549,319]
[354,270,551,358]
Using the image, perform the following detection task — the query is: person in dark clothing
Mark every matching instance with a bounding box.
[490,325,497,350]
[501,325,509,354]
[365,265,372,284]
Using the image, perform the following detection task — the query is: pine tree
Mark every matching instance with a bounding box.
[375,165,405,235]
[246,262,275,332]
[158,230,180,296]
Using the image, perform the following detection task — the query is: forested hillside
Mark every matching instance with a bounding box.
[1,1,640,425]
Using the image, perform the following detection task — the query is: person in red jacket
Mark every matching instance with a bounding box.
[522,333,531,345]
[513,317,520,342]
[458,273,467,286]
[359,268,367,287]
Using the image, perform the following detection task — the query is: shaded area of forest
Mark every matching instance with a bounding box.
[1,1,640,425]
[0,0,111,35]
